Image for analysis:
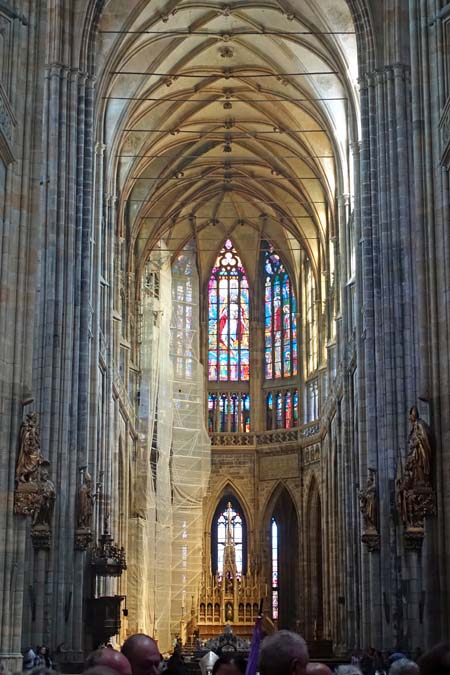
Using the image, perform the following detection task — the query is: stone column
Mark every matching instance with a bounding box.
[0,3,44,669]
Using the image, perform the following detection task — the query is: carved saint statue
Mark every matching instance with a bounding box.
[186,607,198,645]
[32,462,56,528]
[406,405,433,484]
[77,469,94,529]
[359,469,378,532]
[16,413,42,483]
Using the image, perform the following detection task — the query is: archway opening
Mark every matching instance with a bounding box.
[306,479,324,640]
[270,487,299,630]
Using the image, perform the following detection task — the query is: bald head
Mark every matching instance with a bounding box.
[85,649,132,675]
[306,664,333,675]
[121,634,161,675]
[259,630,308,675]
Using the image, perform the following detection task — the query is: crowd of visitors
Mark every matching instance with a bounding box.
[6,630,450,675]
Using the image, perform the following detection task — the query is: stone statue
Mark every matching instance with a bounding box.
[16,413,42,483]
[406,405,433,484]
[395,406,436,550]
[77,469,94,530]
[32,462,56,529]
[359,469,377,532]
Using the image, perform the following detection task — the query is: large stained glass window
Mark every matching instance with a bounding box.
[271,517,279,620]
[264,245,298,380]
[208,240,250,382]
[208,392,250,433]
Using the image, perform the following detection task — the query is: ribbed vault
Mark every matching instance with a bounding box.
[95,0,359,286]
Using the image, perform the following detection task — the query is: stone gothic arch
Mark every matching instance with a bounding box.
[263,483,300,629]
[304,475,324,640]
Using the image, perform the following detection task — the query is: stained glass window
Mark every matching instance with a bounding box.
[208,240,250,382]
[271,517,279,620]
[172,248,194,379]
[266,389,298,430]
[264,244,297,380]
[208,392,250,432]
[305,262,318,375]
[217,503,243,577]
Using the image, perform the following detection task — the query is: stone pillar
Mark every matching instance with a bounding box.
[0,3,44,669]
[356,62,418,649]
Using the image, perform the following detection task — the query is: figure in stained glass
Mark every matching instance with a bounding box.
[208,240,250,383]
[263,243,298,380]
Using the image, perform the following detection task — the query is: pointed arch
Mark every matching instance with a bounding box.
[262,241,298,381]
[207,238,250,383]
[263,482,299,629]
[206,479,253,534]
[305,474,324,640]
[210,492,248,577]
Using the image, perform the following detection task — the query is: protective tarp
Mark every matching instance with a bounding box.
[129,243,210,652]
[169,244,211,641]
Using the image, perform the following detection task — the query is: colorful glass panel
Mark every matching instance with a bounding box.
[266,392,273,430]
[208,240,250,382]
[263,243,298,380]
[209,393,251,432]
[285,391,292,428]
[271,517,279,620]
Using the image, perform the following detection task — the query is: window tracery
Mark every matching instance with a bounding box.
[208,240,250,382]
[211,497,247,577]
[264,244,297,380]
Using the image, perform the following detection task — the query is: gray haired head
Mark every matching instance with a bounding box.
[335,666,363,675]
[389,659,420,675]
[259,630,308,675]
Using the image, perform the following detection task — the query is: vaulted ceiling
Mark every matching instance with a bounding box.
[96,0,359,286]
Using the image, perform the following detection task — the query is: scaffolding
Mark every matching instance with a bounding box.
[132,243,210,652]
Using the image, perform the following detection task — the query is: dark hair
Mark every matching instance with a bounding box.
[212,655,247,675]
[418,643,450,675]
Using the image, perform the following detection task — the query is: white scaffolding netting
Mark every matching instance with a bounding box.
[132,243,210,652]
[169,244,211,641]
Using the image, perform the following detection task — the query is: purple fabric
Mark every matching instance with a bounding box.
[245,617,263,675]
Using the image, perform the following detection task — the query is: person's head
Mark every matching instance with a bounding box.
[85,648,132,675]
[388,659,419,675]
[259,630,308,675]
[336,666,363,675]
[212,655,246,675]
[121,634,161,675]
[84,666,122,675]
[418,643,450,675]
[306,664,333,675]
[23,649,36,669]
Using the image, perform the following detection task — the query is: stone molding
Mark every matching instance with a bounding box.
[0,81,16,163]
[210,422,320,449]
[439,96,450,169]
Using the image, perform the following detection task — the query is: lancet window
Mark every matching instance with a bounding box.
[208,240,250,382]
[271,517,279,620]
[263,245,298,380]
[305,261,318,375]
[172,250,194,379]
[211,498,246,578]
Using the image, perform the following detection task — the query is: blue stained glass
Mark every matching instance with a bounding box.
[208,240,250,382]
[263,242,298,383]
